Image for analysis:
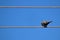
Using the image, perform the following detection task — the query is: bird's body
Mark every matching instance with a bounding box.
[41,21,52,28]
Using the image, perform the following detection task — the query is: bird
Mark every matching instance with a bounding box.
[41,21,52,28]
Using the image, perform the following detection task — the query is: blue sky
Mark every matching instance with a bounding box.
[0,0,60,40]
[0,0,60,6]
[0,8,60,26]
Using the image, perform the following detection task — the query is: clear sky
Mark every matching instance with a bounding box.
[0,0,60,40]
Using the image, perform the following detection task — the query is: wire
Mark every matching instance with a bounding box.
[0,26,60,28]
[0,6,60,8]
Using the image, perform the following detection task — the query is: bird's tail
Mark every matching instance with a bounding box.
[48,21,52,24]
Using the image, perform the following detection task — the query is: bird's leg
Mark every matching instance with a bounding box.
[44,25,47,28]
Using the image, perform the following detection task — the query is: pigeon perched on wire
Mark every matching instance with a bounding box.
[41,21,52,28]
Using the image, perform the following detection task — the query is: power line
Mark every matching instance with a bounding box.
[0,26,60,28]
[0,6,60,8]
